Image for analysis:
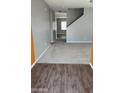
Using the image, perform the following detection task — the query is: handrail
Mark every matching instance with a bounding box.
[67,13,83,27]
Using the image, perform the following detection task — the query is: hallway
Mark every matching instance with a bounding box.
[31,0,93,93]
[38,41,92,64]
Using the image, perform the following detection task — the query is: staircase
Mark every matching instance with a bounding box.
[67,8,84,27]
[66,8,93,43]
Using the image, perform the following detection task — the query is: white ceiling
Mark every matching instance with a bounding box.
[45,0,92,12]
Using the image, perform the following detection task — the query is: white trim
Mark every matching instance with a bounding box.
[89,63,93,69]
[66,41,92,43]
[31,46,50,69]
[56,17,67,18]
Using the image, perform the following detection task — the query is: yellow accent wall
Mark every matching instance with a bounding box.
[90,47,93,65]
[31,31,35,65]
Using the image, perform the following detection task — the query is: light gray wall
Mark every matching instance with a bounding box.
[49,9,56,43]
[31,0,51,60]
[67,8,93,43]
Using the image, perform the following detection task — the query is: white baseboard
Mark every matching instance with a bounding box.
[66,41,92,43]
[89,63,93,69]
[31,46,50,69]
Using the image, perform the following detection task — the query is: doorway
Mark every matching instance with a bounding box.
[56,18,67,42]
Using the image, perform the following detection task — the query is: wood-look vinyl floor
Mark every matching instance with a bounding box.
[31,64,93,93]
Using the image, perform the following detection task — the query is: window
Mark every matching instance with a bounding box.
[61,21,67,30]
